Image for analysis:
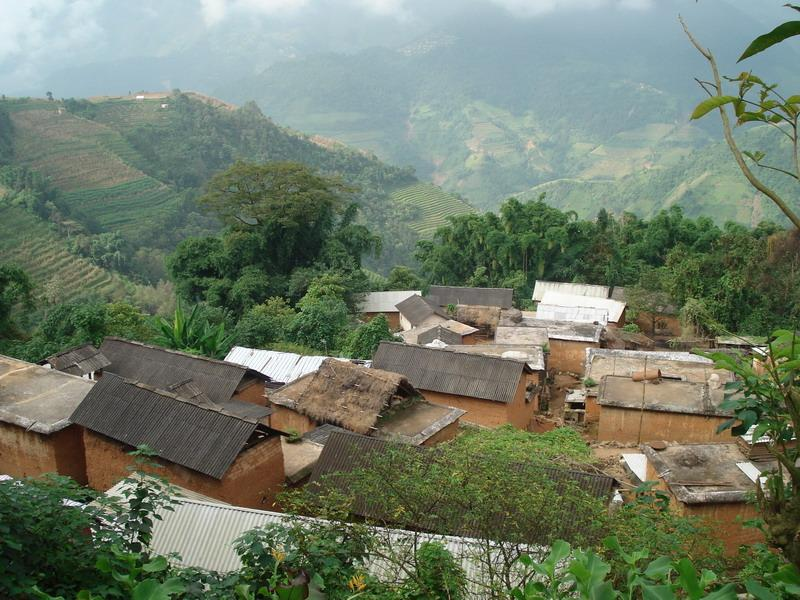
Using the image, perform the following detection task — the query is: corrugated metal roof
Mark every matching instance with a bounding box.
[360,290,421,313]
[535,304,609,325]
[70,374,273,479]
[532,281,610,302]
[540,291,626,323]
[142,494,540,598]
[395,295,448,327]
[372,342,527,404]
[225,347,338,385]
[100,338,256,406]
[43,343,110,376]
[428,286,513,308]
[302,423,350,445]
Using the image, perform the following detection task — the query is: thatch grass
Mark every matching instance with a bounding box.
[294,359,417,434]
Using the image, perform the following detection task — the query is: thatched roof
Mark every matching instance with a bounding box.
[292,359,418,435]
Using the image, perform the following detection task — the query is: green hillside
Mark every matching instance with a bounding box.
[0,205,129,300]
[0,92,471,283]
[519,126,798,226]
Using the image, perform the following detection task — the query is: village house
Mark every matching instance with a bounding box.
[584,348,735,442]
[537,290,627,327]
[100,337,271,406]
[596,374,733,444]
[39,343,110,380]
[630,443,765,554]
[266,358,464,446]
[611,286,682,338]
[372,341,539,429]
[0,355,94,483]
[497,309,604,375]
[427,285,513,333]
[532,281,610,303]
[401,319,479,345]
[70,374,284,509]
[359,290,421,330]
[395,294,449,331]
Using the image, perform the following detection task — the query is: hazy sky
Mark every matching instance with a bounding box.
[0,0,790,96]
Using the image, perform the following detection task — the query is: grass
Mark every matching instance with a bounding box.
[0,205,131,301]
[390,182,475,237]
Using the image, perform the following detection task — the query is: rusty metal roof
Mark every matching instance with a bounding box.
[100,338,264,405]
[428,286,513,308]
[372,342,528,404]
[70,374,276,479]
[42,343,110,376]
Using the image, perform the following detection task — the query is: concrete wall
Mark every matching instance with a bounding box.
[421,419,461,446]
[84,430,285,510]
[598,406,733,444]
[363,312,401,331]
[0,422,87,484]
[548,339,598,375]
[268,404,316,435]
[419,375,535,429]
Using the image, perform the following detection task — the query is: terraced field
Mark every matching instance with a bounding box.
[61,177,177,236]
[0,206,130,301]
[390,182,475,237]
[10,107,143,191]
[93,98,170,130]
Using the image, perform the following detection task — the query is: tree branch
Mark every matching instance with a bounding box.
[681,15,800,230]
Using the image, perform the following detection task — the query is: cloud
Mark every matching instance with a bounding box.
[199,0,309,26]
[0,0,106,90]
[486,0,653,18]
[350,0,409,18]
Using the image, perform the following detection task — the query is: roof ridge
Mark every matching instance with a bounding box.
[103,337,247,371]
[378,341,530,369]
[104,373,260,423]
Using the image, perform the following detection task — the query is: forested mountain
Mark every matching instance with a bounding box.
[219,1,800,220]
[0,92,471,298]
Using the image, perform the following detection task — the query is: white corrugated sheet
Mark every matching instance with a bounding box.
[535,304,609,325]
[360,290,421,313]
[225,347,342,385]
[621,454,647,483]
[146,497,538,597]
[532,281,610,302]
[539,291,626,323]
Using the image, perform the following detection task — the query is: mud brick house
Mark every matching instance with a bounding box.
[100,337,271,406]
[0,355,94,483]
[71,374,284,509]
[396,294,449,331]
[39,343,110,380]
[427,285,513,333]
[267,359,464,446]
[585,349,734,435]
[497,309,603,375]
[637,443,765,554]
[359,290,421,330]
[596,374,733,444]
[372,341,539,429]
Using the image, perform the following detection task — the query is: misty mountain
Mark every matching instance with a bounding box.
[217,1,799,211]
